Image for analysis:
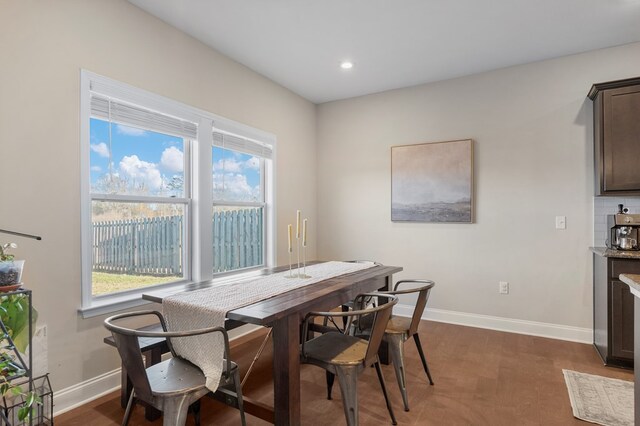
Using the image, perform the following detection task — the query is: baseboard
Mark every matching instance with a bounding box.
[54,368,121,416]
[394,304,593,344]
[54,310,591,416]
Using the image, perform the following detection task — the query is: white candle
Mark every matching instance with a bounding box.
[296,210,301,239]
[288,224,293,253]
[303,218,308,247]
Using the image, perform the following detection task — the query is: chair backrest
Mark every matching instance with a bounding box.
[104,311,167,402]
[302,293,397,366]
[352,293,398,366]
[105,310,233,387]
[391,280,435,336]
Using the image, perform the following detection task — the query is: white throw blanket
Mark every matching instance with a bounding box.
[163,261,376,391]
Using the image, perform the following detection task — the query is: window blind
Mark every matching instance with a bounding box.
[90,94,197,139]
[212,131,273,159]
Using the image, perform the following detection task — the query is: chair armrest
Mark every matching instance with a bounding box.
[394,279,435,292]
[104,310,233,376]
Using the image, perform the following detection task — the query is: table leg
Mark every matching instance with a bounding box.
[378,275,392,365]
[273,314,301,426]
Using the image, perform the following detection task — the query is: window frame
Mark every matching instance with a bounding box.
[79,70,276,317]
[212,140,268,276]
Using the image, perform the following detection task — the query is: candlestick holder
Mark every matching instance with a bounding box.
[284,213,311,278]
[296,237,301,276]
[286,250,294,278]
[298,244,311,278]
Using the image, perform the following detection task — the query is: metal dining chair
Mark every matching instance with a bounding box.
[323,260,382,332]
[301,293,399,426]
[104,310,246,426]
[354,280,435,411]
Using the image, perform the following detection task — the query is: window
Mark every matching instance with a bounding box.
[212,132,273,274]
[80,71,275,316]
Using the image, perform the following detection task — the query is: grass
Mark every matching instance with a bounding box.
[92,272,180,296]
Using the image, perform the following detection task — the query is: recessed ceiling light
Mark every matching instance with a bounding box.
[340,61,353,70]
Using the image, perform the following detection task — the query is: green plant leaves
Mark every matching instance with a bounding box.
[0,294,37,353]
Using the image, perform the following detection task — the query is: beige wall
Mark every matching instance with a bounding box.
[317,42,640,329]
[3,0,640,401]
[0,0,316,391]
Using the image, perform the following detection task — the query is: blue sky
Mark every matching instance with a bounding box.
[90,118,261,201]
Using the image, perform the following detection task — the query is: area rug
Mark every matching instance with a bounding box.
[563,369,633,426]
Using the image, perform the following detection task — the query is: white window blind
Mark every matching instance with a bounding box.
[212,131,273,159]
[90,94,198,139]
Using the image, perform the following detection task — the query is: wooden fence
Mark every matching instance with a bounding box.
[92,208,263,275]
[213,208,263,273]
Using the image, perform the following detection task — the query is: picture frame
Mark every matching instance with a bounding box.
[391,139,474,223]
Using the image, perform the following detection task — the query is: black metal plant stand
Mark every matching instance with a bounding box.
[0,229,47,425]
[0,288,35,426]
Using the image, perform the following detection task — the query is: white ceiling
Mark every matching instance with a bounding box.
[129,0,640,104]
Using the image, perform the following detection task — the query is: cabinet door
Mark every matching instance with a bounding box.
[611,279,635,360]
[603,84,640,192]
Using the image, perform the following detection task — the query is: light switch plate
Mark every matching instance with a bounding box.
[555,216,566,229]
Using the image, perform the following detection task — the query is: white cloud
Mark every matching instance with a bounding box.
[212,155,260,173]
[90,166,102,172]
[245,156,260,170]
[90,142,110,158]
[213,173,259,201]
[213,158,243,173]
[160,146,184,173]
[116,124,147,136]
[119,155,162,191]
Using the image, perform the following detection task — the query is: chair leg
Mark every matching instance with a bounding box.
[144,348,163,421]
[163,395,190,426]
[387,334,410,411]
[233,368,247,426]
[374,360,398,425]
[122,390,135,426]
[335,366,359,426]
[120,366,131,409]
[341,304,350,331]
[413,333,434,385]
[326,371,335,400]
[190,400,201,426]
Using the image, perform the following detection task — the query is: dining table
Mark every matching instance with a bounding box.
[142,261,402,426]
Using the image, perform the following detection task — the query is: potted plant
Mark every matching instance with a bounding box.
[0,243,24,290]
[0,282,40,421]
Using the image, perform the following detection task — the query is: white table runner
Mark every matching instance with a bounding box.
[163,261,376,391]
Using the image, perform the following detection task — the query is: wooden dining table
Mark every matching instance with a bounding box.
[142,262,402,426]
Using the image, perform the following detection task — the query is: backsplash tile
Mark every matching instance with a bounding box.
[594,197,640,246]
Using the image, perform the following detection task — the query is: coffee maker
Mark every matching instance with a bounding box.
[607,205,640,251]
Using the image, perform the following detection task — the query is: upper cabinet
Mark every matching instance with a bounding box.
[589,77,640,196]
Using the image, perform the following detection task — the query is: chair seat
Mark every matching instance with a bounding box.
[355,314,410,336]
[303,332,368,366]
[384,316,411,336]
[147,358,208,396]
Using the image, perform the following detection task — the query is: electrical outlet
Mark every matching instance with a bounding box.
[499,281,509,294]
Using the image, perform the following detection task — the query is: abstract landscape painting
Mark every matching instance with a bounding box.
[391,139,474,223]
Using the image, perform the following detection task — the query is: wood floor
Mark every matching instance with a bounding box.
[55,321,633,425]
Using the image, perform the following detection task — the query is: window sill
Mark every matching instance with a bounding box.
[79,268,268,319]
[78,293,156,319]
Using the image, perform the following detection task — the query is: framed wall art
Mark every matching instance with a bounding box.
[391,139,474,223]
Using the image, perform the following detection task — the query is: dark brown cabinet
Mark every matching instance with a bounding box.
[593,254,637,368]
[588,77,640,196]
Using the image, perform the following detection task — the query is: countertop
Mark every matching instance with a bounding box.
[590,247,640,259]
[620,274,640,298]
